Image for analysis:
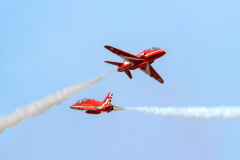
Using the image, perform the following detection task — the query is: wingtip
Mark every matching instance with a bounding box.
[104,45,112,49]
[157,78,164,84]
[104,45,116,51]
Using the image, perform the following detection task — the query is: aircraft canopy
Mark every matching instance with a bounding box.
[76,98,87,103]
[146,47,160,50]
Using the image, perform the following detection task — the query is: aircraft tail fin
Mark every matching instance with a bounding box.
[105,61,122,66]
[103,91,113,104]
[125,71,132,79]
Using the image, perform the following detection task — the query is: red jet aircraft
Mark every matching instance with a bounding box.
[104,46,167,83]
[70,92,124,114]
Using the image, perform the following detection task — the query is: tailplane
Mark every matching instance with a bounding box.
[105,61,122,66]
[103,91,113,104]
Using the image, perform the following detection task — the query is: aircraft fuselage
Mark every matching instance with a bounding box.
[117,49,166,72]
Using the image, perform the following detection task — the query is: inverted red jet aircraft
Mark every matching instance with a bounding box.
[70,92,124,114]
[104,46,167,83]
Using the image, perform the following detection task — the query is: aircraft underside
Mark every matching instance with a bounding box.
[85,110,101,114]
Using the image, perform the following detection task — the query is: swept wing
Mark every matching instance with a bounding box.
[104,45,144,64]
[139,63,164,84]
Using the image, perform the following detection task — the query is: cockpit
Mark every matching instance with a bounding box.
[76,98,87,103]
[145,47,160,50]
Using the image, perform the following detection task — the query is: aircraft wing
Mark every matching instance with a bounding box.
[104,45,144,63]
[139,63,164,84]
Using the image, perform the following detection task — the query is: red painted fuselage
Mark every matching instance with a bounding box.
[118,49,166,72]
[70,92,123,114]
[104,46,167,83]
[70,99,114,114]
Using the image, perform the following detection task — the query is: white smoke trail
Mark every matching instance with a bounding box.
[0,72,111,134]
[125,106,240,119]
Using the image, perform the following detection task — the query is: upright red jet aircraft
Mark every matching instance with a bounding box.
[104,46,167,83]
[70,92,124,114]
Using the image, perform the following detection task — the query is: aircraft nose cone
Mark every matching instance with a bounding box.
[70,104,75,109]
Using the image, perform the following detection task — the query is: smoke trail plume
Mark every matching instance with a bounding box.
[126,106,240,119]
[0,72,111,134]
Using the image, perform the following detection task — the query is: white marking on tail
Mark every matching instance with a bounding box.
[102,91,113,106]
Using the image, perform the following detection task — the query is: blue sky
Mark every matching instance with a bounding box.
[1,0,240,159]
